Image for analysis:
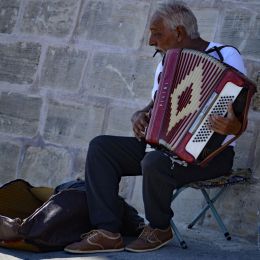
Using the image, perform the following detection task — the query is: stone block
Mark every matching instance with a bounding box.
[76,0,149,48]
[119,176,144,214]
[244,59,260,79]
[0,0,19,33]
[243,13,260,58]
[0,92,42,136]
[219,9,251,41]
[253,130,260,176]
[21,0,79,37]
[44,100,106,147]
[193,9,220,41]
[252,72,260,111]
[212,184,260,239]
[172,188,205,224]
[85,52,156,101]
[19,146,71,187]
[181,0,218,8]
[215,8,260,58]
[243,59,260,111]
[233,120,256,169]
[40,46,87,91]
[222,0,260,5]
[0,42,41,84]
[105,104,136,136]
[72,148,87,179]
[0,142,20,185]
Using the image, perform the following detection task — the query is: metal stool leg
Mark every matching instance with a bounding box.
[201,188,231,240]
[188,187,227,229]
[171,187,188,249]
[170,220,188,249]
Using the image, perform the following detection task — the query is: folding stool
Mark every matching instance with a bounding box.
[170,168,253,249]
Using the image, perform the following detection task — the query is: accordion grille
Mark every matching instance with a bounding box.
[166,49,226,146]
[192,95,235,143]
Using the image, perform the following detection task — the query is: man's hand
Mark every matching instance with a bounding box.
[209,103,242,135]
[131,111,150,141]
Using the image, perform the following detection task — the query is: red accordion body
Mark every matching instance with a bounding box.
[145,48,256,164]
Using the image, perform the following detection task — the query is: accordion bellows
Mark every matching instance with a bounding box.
[145,48,256,164]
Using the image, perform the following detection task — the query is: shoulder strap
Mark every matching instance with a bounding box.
[205,45,240,62]
[162,53,166,66]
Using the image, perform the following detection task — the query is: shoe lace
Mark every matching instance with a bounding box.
[137,222,146,230]
[138,226,156,242]
[80,230,99,240]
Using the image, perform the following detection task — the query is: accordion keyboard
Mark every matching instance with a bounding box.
[186,82,242,159]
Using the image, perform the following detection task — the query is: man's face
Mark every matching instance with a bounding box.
[149,15,181,54]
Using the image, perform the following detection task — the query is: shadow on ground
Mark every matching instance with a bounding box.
[0,225,259,260]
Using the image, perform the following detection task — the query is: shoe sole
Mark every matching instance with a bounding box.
[64,247,124,254]
[125,238,172,253]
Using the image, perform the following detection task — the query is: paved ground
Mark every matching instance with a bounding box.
[0,224,259,260]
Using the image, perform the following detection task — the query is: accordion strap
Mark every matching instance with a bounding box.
[205,45,240,62]
[199,91,251,168]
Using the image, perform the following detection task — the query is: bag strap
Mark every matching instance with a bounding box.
[205,45,240,62]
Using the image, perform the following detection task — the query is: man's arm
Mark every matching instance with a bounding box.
[131,100,154,141]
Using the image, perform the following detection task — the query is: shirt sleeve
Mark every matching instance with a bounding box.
[222,47,247,75]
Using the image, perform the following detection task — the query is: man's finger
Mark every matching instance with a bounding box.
[209,115,228,134]
[209,115,226,127]
[209,113,241,135]
[133,125,145,139]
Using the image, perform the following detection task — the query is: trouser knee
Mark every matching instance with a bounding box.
[88,135,107,152]
[141,151,163,178]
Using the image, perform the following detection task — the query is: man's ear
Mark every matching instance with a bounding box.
[175,25,187,42]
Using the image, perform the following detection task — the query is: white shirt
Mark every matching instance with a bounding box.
[151,42,247,146]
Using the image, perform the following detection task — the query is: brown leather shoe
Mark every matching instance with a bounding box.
[125,225,173,252]
[64,229,124,253]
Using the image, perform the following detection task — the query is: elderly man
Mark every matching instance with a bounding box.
[65,0,245,254]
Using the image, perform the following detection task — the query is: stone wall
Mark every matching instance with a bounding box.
[0,0,259,241]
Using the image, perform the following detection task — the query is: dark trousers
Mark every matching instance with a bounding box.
[85,135,234,232]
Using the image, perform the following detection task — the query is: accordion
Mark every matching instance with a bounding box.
[145,48,256,164]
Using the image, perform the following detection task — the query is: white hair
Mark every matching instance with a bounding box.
[154,1,200,39]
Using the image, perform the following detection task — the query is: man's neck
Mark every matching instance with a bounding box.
[183,37,209,52]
